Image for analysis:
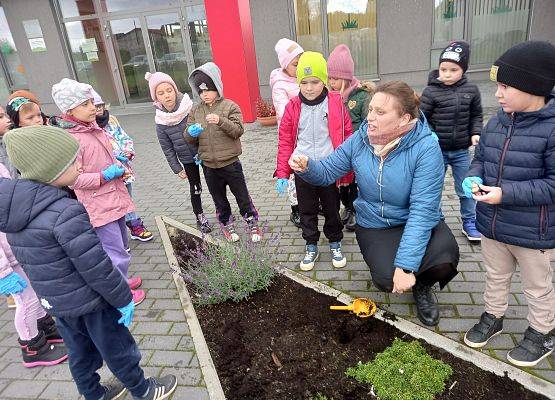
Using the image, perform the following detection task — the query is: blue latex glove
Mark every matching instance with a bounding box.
[188,123,204,138]
[115,154,129,163]
[117,300,135,327]
[193,154,202,166]
[102,164,125,181]
[0,272,27,296]
[462,176,483,198]
[275,178,289,195]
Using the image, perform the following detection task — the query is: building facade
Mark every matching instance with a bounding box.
[0,0,553,120]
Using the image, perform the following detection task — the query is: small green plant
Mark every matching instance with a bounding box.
[345,338,453,400]
[175,225,278,305]
[309,394,332,400]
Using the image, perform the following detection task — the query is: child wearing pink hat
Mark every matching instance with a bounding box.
[327,44,375,231]
[270,38,304,228]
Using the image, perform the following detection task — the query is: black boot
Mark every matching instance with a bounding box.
[345,211,356,232]
[19,331,68,368]
[290,205,301,228]
[37,314,64,344]
[412,281,439,326]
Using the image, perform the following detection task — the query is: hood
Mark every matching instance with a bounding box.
[188,62,224,97]
[0,178,68,233]
[269,68,296,89]
[427,69,467,87]
[497,92,555,127]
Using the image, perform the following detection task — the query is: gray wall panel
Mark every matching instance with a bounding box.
[529,0,555,42]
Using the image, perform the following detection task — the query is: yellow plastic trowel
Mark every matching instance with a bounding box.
[330,298,377,318]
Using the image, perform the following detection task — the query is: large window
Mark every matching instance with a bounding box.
[293,0,378,77]
[0,7,28,102]
[432,0,531,68]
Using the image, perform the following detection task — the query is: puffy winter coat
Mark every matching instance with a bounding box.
[420,70,483,151]
[0,163,18,279]
[269,68,299,125]
[0,178,132,317]
[299,117,445,272]
[275,92,354,185]
[50,116,134,227]
[467,95,555,249]
[346,82,374,131]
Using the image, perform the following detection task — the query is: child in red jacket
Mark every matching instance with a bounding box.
[275,51,353,271]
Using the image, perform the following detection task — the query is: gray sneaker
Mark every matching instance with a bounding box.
[507,327,554,367]
[136,375,177,400]
[464,312,504,348]
[101,381,127,400]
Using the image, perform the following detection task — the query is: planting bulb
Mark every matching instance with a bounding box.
[399,368,404,374]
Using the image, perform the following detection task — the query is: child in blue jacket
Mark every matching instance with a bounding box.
[0,125,177,400]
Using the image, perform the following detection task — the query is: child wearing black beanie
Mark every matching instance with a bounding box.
[463,40,555,368]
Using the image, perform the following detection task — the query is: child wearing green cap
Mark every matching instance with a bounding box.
[275,51,353,272]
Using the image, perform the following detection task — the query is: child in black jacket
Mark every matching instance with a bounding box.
[420,41,483,242]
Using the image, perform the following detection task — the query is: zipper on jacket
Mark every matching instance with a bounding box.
[491,115,515,240]
[451,87,460,149]
[540,205,548,240]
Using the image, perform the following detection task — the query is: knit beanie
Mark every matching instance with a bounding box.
[144,71,178,102]
[9,90,41,106]
[51,78,94,113]
[327,44,354,81]
[439,41,470,73]
[6,97,33,125]
[297,51,328,85]
[490,40,555,97]
[4,125,79,184]
[275,38,304,69]
[189,70,218,93]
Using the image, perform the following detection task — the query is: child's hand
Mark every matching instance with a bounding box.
[178,170,188,180]
[471,135,480,146]
[115,154,129,163]
[188,123,203,137]
[0,272,27,296]
[117,300,135,328]
[102,164,125,182]
[462,176,483,198]
[473,184,502,204]
[206,114,220,124]
[289,155,308,172]
[275,178,288,195]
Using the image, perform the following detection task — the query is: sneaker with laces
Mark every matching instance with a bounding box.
[507,327,554,367]
[101,381,127,400]
[128,276,142,290]
[131,289,146,306]
[330,242,346,268]
[138,375,178,400]
[196,213,213,234]
[300,244,319,271]
[464,312,504,348]
[462,218,481,242]
[222,223,240,243]
[246,216,262,242]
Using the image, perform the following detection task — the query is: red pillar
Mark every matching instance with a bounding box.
[204,0,260,122]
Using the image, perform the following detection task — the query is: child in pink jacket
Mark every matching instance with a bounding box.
[270,38,304,228]
[50,78,145,305]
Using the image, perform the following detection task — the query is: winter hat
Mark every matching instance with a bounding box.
[296,51,328,85]
[6,90,45,128]
[4,125,79,184]
[144,71,178,102]
[51,78,94,113]
[439,41,470,73]
[90,88,104,106]
[490,40,555,97]
[9,90,41,106]
[275,38,304,69]
[189,70,218,93]
[327,44,355,81]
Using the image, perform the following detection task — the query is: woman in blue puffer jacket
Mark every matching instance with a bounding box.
[290,81,459,326]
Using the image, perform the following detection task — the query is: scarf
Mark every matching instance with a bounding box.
[299,87,328,106]
[154,92,193,126]
[96,110,110,128]
[368,118,418,147]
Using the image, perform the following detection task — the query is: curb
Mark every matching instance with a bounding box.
[159,216,555,400]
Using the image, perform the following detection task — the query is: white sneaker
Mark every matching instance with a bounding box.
[300,244,319,271]
[330,242,347,268]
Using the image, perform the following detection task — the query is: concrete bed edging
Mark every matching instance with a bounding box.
[157,215,555,400]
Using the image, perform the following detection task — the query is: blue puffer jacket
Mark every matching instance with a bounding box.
[0,178,132,317]
[300,117,445,272]
[467,95,555,249]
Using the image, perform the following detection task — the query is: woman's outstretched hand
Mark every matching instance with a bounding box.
[289,154,309,173]
[392,267,416,293]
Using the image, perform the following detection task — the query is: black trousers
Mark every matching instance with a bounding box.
[183,162,203,215]
[203,161,257,225]
[339,181,358,211]
[295,174,343,245]
[355,220,459,292]
[57,307,149,400]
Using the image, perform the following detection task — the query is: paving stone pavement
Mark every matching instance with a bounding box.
[0,101,553,398]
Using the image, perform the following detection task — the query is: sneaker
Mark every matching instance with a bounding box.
[507,327,554,367]
[128,276,142,290]
[246,216,261,243]
[125,247,131,253]
[19,331,68,368]
[139,375,178,400]
[462,218,481,242]
[300,244,319,271]
[464,312,504,348]
[412,281,439,326]
[290,205,301,228]
[127,219,154,242]
[132,289,146,306]
[196,213,213,234]
[345,212,356,232]
[6,295,16,309]
[101,381,127,400]
[36,314,64,344]
[330,242,347,268]
[222,223,240,243]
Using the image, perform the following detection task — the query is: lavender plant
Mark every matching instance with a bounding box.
[174,221,278,305]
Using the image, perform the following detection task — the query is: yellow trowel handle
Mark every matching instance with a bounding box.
[330,305,354,311]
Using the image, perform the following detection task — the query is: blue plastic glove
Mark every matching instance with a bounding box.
[102,164,125,182]
[462,176,483,198]
[115,154,129,163]
[193,154,202,166]
[117,300,135,328]
[188,123,204,138]
[275,178,289,195]
[0,272,27,296]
